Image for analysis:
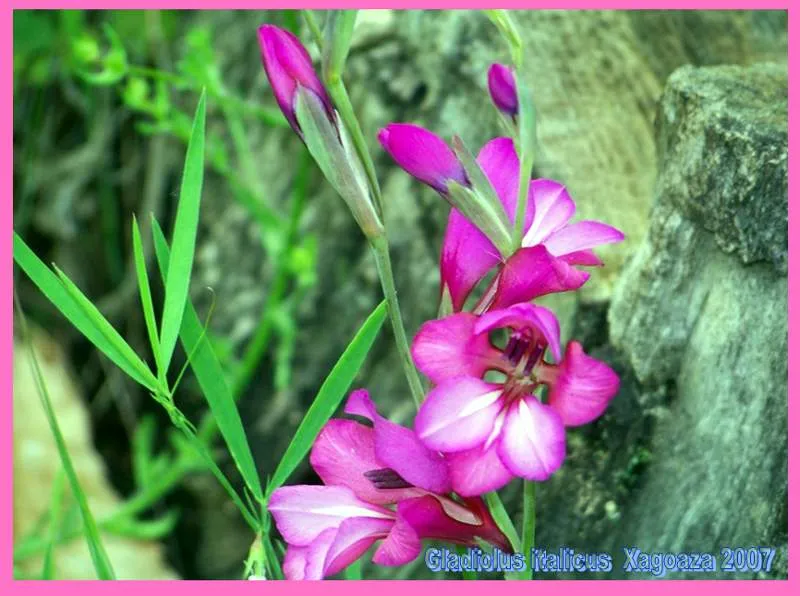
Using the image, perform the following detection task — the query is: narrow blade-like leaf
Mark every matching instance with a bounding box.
[266,300,387,496]
[132,216,164,380]
[14,233,157,391]
[53,265,157,389]
[151,218,264,503]
[159,90,207,369]
[17,307,116,579]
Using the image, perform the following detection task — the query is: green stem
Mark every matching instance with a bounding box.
[302,10,324,48]
[521,480,536,579]
[512,151,534,248]
[370,236,425,407]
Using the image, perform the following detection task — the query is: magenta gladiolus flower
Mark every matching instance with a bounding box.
[377,124,468,194]
[487,63,518,117]
[258,24,334,135]
[441,137,624,311]
[268,390,511,579]
[411,303,620,496]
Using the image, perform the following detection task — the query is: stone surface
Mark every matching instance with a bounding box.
[602,62,787,577]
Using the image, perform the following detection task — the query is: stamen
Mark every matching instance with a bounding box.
[524,343,545,376]
[364,468,413,490]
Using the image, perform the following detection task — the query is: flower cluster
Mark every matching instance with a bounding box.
[379,121,623,496]
[269,391,511,579]
[259,24,623,579]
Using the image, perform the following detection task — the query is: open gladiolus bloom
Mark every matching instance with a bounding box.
[412,302,620,496]
[378,130,624,311]
[268,390,512,579]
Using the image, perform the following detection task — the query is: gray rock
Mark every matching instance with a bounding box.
[603,62,787,577]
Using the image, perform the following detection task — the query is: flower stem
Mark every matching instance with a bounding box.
[512,151,534,249]
[521,480,536,579]
[370,236,426,407]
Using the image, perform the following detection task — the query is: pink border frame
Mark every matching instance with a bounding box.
[4,1,794,590]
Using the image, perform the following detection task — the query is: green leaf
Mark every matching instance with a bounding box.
[132,216,164,380]
[17,309,116,579]
[159,90,206,370]
[520,480,536,579]
[42,471,67,579]
[485,491,521,554]
[266,300,387,496]
[53,264,158,389]
[103,510,180,540]
[13,233,158,391]
[152,218,264,504]
[343,558,362,580]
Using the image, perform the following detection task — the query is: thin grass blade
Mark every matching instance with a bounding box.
[266,300,387,496]
[132,215,164,381]
[42,471,66,579]
[16,303,116,579]
[14,233,157,391]
[151,218,264,503]
[159,90,206,369]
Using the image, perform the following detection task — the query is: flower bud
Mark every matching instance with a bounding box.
[257,24,334,135]
[487,63,518,117]
[377,124,468,194]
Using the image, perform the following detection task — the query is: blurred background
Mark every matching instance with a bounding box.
[13,10,787,579]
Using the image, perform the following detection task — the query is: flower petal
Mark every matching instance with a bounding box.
[311,419,419,504]
[342,390,452,495]
[343,388,376,421]
[294,528,338,580]
[323,517,394,577]
[415,378,504,452]
[372,510,422,566]
[268,485,392,546]
[446,442,514,496]
[476,138,533,228]
[474,302,563,363]
[498,397,566,481]
[522,179,575,247]
[283,545,312,580]
[377,124,467,193]
[544,341,620,427]
[393,495,481,546]
[559,249,604,266]
[490,245,589,308]
[543,220,625,257]
[440,208,503,311]
[411,312,499,383]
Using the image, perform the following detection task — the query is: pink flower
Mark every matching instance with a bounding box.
[442,137,624,311]
[378,126,623,311]
[257,24,334,136]
[411,303,620,496]
[377,124,468,194]
[487,63,518,117]
[268,390,511,579]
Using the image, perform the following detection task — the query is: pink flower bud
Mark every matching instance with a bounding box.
[377,123,468,194]
[487,63,518,117]
[257,24,333,135]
